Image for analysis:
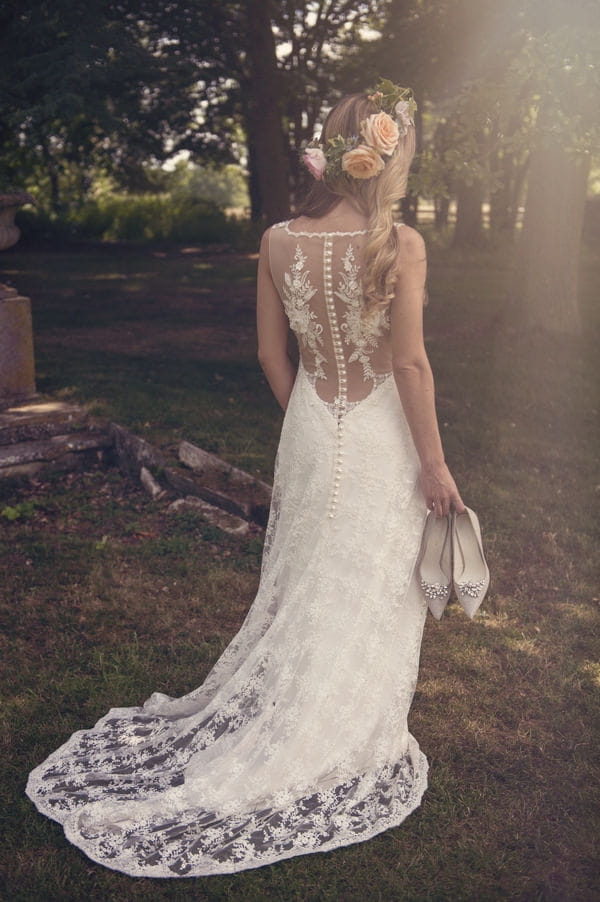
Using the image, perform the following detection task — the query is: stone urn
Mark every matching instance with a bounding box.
[0,191,36,407]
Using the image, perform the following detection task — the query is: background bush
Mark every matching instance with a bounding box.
[14,161,257,248]
[16,195,259,247]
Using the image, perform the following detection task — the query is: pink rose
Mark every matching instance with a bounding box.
[341,144,385,180]
[360,111,399,156]
[302,146,327,180]
[394,100,412,136]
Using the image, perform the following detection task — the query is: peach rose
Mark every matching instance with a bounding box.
[302,146,327,180]
[360,111,399,156]
[341,144,385,180]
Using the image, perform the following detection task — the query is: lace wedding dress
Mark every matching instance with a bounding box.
[26,221,429,877]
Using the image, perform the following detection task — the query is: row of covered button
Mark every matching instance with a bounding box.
[323,238,346,519]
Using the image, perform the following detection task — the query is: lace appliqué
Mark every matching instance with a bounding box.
[282,245,327,380]
[336,245,390,384]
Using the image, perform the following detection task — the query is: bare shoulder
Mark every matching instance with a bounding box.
[259,225,275,259]
[260,225,273,247]
[396,224,426,263]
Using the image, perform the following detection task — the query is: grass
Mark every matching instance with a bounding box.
[0,237,599,901]
[3,245,276,474]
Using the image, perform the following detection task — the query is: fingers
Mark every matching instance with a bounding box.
[452,489,466,514]
[428,492,466,517]
[429,497,451,518]
[421,468,465,517]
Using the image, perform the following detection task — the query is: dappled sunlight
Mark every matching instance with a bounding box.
[578,660,600,688]
[476,610,513,629]
[501,632,546,657]
[2,399,76,416]
[544,601,599,626]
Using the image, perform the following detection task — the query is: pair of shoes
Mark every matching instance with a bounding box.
[416,507,489,620]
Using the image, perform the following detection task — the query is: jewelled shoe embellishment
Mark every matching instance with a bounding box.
[457,578,487,599]
[420,579,449,601]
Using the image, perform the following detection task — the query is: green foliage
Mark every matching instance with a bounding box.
[168,161,249,210]
[511,24,600,155]
[374,0,599,219]
[16,193,255,246]
[0,0,201,210]
[3,0,598,231]
[13,157,251,245]
[1,501,36,521]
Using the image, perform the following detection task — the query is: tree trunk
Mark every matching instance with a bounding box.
[434,195,450,230]
[48,169,60,215]
[41,137,61,214]
[452,180,485,247]
[400,195,418,226]
[489,151,530,238]
[489,152,513,234]
[508,156,530,233]
[244,128,262,222]
[242,0,290,224]
[514,140,590,335]
[401,103,423,226]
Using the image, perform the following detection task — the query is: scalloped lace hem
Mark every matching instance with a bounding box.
[27,751,428,878]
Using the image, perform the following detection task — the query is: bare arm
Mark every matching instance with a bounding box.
[390,226,465,517]
[256,229,296,410]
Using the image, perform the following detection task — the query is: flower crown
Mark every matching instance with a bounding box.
[301,78,417,182]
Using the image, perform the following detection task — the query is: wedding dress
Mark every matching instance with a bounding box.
[26,220,429,877]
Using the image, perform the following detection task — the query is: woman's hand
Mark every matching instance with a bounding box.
[391,229,465,519]
[419,461,466,518]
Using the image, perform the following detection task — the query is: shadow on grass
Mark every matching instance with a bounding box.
[35,349,282,477]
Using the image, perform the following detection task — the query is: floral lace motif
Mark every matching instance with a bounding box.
[336,245,390,384]
[281,245,326,380]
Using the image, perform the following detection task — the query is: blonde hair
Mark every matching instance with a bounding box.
[298,93,416,316]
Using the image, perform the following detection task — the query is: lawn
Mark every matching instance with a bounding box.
[0,237,598,901]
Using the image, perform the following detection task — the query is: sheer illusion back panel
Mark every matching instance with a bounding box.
[268,222,394,407]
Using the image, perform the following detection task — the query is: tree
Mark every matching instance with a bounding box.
[366,0,534,243]
[0,0,398,221]
[512,7,600,335]
[172,1,386,219]
[273,0,387,206]
[238,0,291,224]
[0,0,200,211]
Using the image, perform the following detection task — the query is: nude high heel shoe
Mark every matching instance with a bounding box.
[417,511,453,620]
[452,507,490,618]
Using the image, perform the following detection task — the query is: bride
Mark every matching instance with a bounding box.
[26,81,464,877]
